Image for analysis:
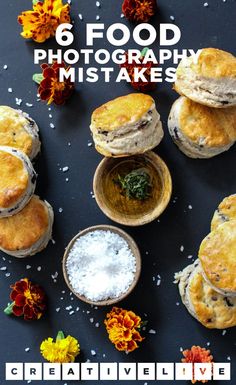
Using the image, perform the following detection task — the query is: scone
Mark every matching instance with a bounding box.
[211,194,236,230]
[0,195,54,258]
[168,96,236,158]
[0,106,40,160]
[0,146,36,218]
[175,260,236,329]
[90,93,163,157]
[199,220,236,297]
[174,48,236,108]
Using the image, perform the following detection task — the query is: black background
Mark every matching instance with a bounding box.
[0,0,236,384]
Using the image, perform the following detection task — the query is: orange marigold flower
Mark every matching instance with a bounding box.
[104,307,144,353]
[122,0,157,23]
[4,278,46,321]
[120,49,157,92]
[182,346,214,384]
[18,0,70,43]
[33,61,74,105]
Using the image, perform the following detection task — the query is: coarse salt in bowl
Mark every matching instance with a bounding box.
[62,225,141,306]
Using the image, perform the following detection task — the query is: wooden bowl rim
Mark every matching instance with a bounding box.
[93,151,172,226]
[62,225,141,306]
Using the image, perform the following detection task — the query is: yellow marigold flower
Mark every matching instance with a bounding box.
[40,331,80,363]
[18,0,70,43]
[104,307,144,353]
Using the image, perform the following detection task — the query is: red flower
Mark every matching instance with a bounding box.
[120,50,157,92]
[122,0,157,22]
[37,62,74,105]
[5,278,46,321]
[182,346,214,384]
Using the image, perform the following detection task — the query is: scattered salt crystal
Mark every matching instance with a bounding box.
[8,88,12,93]
[149,329,156,334]
[180,245,184,252]
[206,342,211,346]
[170,15,175,21]
[91,350,96,356]
[66,230,136,302]
[76,307,80,311]
[26,265,31,270]
[51,272,58,279]
[25,348,30,352]
[90,318,94,323]
[68,142,71,146]
[37,266,42,271]
[62,290,65,294]
[187,255,193,259]
[88,142,93,147]
[96,1,100,7]
[95,322,100,327]
[227,356,231,361]
[69,310,75,315]
[176,302,180,306]
[78,13,83,20]
[48,107,51,111]
[26,103,33,107]
[50,123,55,129]
[67,0,71,3]
[49,114,52,118]
[62,166,69,172]
[188,205,193,210]
[56,308,60,312]
[87,310,90,314]
[60,297,64,300]
[71,297,74,301]
[66,178,69,182]
[15,98,22,106]
[59,207,63,213]
[3,65,8,70]
[5,273,10,277]
[120,13,124,18]
[0,266,7,271]
[103,354,106,358]
[96,15,100,20]
[180,347,183,352]
[66,306,72,311]
[204,2,209,6]
[222,330,227,336]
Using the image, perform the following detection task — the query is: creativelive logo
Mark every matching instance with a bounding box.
[5,362,231,381]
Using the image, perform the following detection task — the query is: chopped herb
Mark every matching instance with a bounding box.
[115,168,152,200]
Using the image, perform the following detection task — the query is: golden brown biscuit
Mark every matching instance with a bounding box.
[0,195,54,257]
[0,146,36,217]
[168,96,236,158]
[199,220,236,296]
[211,194,236,231]
[90,93,163,157]
[0,106,40,160]
[176,260,236,329]
[175,48,236,108]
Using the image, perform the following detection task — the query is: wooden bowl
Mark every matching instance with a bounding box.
[93,151,172,226]
[62,225,141,306]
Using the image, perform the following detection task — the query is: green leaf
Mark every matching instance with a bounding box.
[4,302,14,316]
[32,73,44,85]
[56,331,65,341]
[32,0,41,4]
[140,47,149,58]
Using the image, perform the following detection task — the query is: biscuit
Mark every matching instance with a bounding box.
[175,260,236,329]
[211,194,236,230]
[168,96,236,158]
[0,146,36,218]
[90,93,163,157]
[199,220,236,296]
[0,195,54,257]
[174,48,236,108]
[0,106,40,160]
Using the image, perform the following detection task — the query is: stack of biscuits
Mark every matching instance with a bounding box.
[175,194,236,329]
[168,48,236,158]
[0,106,54,258]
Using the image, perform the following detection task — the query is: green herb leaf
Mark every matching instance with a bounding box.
[32,0,41,4]
[56,331,65,341]
[32,73,44,85]
[115,168,152,201]
[140,47,149,58]
[4,302,15,316]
